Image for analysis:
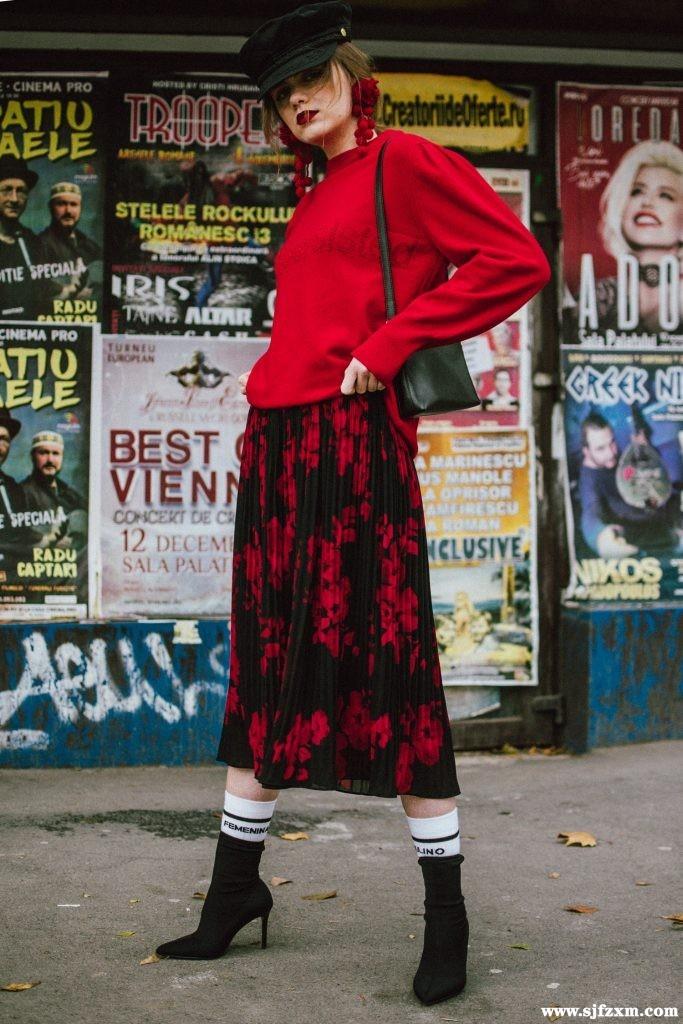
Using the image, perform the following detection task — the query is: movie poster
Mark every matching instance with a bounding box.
[108,74,295,337]
[561,346,683,602]
[377,73,534,154]
[0,73,106,325]
[422,169,532,431]
[557,82,682,348]
[416,427,538,686]
[0,322,93,619]
[99,334,267,616]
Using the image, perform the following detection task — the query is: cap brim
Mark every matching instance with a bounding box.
[258,39,339,100]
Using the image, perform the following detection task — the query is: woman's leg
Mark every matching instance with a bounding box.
[400,793,468,1006]
[400,795,457,817]
[156,768,280,959]
[227,766,280,802]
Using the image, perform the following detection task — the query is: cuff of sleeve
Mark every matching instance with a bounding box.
[351,328,411,386]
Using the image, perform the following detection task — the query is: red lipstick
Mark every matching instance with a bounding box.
[296,110,318,125]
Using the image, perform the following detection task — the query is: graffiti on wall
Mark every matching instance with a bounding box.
[0,619,229,766]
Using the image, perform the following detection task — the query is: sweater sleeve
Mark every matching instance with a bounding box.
[350,134,552,385]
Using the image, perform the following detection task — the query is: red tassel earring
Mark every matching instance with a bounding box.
[351,76,380,146]
[278,122,314,199]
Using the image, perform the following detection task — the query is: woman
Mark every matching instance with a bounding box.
[156,1,550,1007]
[564,139,683,337]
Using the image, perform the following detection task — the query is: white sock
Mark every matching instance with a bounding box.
[406,807,461,859]
[220,791,277,843]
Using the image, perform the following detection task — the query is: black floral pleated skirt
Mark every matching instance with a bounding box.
[217,389,460,799]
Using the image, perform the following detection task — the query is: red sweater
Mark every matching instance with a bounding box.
[245,127,551,457]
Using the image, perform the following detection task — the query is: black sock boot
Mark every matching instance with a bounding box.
[156,832,273,959]
[413,853,469,1005]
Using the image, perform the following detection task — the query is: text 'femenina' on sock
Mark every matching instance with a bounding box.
[220,791,278,843]
[406,807,461,858]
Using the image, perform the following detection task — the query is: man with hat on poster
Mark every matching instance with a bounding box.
[0,155,46,320]
[21,429,87,551]
[38,181,102,304]
[0,406,31,575]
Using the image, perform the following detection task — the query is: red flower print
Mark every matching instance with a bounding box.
[397,585,419,635]
[248,708,268,774]
[275,434,298,508]
[412,702,444,766]
[312,539,352,657]
[359,493,373,521]
[226,678,242,719]
[270,712,327,782]
[339,690,371,751]
[404,516,419,556]
[258,614,286,677]
[243,531,263,610]
[395,740,415,792]
[330,506,357,547]
[369,713,392,753]
[265,514,295,589]
[299,409,321,470]
[310,709,331,745]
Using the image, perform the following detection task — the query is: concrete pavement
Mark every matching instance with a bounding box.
[1,741,681,1024]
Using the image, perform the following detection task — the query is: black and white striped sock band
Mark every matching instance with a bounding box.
[220,791,277,843]
[405,806,461,858]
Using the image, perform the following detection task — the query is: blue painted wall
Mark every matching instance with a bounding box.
[560,605,683,753]
[0,619,229,768]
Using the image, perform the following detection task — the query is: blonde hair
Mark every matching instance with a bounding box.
[598,139,683,259]
[261,41,382,150]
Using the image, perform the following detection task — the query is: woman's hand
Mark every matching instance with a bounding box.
[340,357,386,395]
[237,371,250,395]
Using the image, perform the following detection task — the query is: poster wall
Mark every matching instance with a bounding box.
[99,334,267,616]
[561,345,683,602]
[416,427,538,686]
[0,322,93,619]
[0,73,106,325]
[377,73,534,154]
[108,74,295,337]
[557,82,682,348]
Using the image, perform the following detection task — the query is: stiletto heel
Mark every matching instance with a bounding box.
[155,833,274,961]
[261,908,270,949]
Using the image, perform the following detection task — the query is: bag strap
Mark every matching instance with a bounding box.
[374,137,396,320]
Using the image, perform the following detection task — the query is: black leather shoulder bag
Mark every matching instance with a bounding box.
[374,136,480,419]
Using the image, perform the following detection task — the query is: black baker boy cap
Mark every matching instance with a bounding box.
[238,1,353,101]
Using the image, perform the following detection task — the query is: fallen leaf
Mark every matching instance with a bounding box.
[192,892,206,900]
[509,942,531,949]
[557,831,597,847]
[661,913,683,925]
[408,933,415,939]
[271,877,292,887]
[0,981,41,992]
[635,880,653,886]
[129,898,141,905]
[279,831,309,841]
[563,904,598,914]
[500,743,519,754]
[301,890,337,901]
[548,872,560,879]
[116,930,137,938]
[139,953,163,965]
[211,812,221,819]
[82,892,91,899]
